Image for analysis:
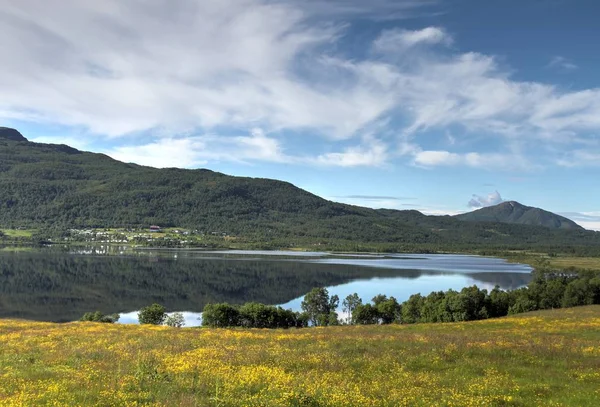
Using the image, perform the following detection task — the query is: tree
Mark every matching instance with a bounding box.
[202,303,240,327]
[164,312,185,328]
[374,296,402,324]
[353,304,379,325]
[401,294,424,324]
[239,302,276,328]
[342,293,362,324]
[138,303,167,325]
[80,311,119,323]
[488,285,510,317]
[301,287,339,326]
[562,279,594,308]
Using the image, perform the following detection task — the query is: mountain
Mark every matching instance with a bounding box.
[0,128,598,249]
[455,201,583,230]
[0,127,27,142]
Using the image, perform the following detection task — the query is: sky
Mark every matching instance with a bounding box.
[1,0,599,230]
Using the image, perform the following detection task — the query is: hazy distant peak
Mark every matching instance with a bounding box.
[455,201,583,230]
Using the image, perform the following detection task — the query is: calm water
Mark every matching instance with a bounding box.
[0,248,532,326]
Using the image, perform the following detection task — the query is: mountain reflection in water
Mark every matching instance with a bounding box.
[0,248,532,323]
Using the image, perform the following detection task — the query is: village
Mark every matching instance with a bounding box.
[63,226,232,247]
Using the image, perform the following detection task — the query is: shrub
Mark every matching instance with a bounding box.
[138,303,167,325]
[80,311,119,323]
[164,312,185,328]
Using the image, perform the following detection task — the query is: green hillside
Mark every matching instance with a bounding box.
[1,128,599,249]
[455,201,582,230]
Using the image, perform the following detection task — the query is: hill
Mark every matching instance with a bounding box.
[1,306,599,406]
[0,128,598,249]
[455,201,583,230]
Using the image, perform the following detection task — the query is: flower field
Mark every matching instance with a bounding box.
[1,306,599,406]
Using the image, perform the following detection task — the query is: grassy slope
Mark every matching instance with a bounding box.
[1,307,599,406]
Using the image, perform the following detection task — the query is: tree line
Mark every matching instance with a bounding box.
[202,268,600,328]
[81,267,600,328]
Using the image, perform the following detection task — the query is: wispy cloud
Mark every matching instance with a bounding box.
[412,150,532,170]
[373,27,451,53]
[340,195,417,201]
[547,56,578,71]
[314,138,389,167]
[559,212,600,231]
[107,129,289,168]
[1,1,600,171]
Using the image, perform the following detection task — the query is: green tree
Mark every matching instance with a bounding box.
[138,303,167,325]
[562,279,594,307]
[401,294,424,324]
[301,287,339,326]
[202,303,240,327]
[374,295,402,324]
[342,293,362,324]
[488,285,510,317]
[352,304,379,325]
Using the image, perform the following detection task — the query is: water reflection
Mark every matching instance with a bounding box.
[0,248,532,323]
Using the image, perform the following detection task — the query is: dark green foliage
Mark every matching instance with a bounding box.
[487,286,511,317]
[402,270,600,322]
[371,295,402,324]
[202,302,307,329]
[80,311,119,323]
[352,304,379,325]
[401,294,424,324]
[138,303,166,325]
[202,303,240,328]
[239,302,302,328]
[301,287,339,326]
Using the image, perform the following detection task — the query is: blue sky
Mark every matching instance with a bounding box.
[1,0,599,229]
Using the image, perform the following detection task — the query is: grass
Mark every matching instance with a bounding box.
[1,307,599,406]
[547,257,600,271]
[0,229,35,238]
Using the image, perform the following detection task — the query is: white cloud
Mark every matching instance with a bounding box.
[107,129,288,168]
[557,150,600,167]
[1,2,600,170]
[412,150,531,170]
[373,27,451,53]
[559,212,600,231]
[0,0,410,140]
[468,191,504,208]
[315,138,388,167]
[548,56,578,71]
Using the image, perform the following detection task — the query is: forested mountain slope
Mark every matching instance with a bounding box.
[0,128,598,248]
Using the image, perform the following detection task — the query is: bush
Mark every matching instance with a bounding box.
[202,303,240,328]
[80,311,119,323]
[164,312,185,328]
[138,303,167,325]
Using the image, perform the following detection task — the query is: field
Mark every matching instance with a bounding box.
[0,229,35,238]
[1,307,599,406]
[547,257,600,271]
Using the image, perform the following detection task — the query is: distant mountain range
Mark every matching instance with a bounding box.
[455,201,583,230]
[0,128,597,249]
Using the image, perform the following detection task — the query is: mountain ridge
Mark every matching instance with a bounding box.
[455,201,583,230]
[0,128,597,249]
